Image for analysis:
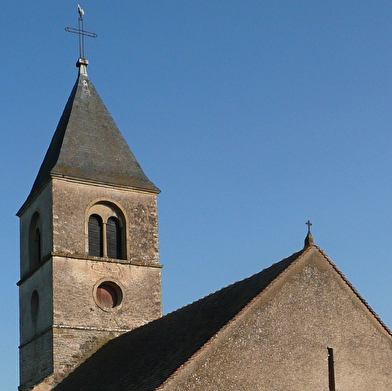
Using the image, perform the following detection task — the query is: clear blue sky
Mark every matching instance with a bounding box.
[1,1,392,389]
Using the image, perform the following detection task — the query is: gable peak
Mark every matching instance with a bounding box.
[304,220,314,248]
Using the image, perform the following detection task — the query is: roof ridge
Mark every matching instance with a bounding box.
[158,244,391,389]
[163,248,309,317]
[156,248,309,389]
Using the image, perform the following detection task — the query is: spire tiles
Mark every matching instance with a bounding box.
[18,7,159,214]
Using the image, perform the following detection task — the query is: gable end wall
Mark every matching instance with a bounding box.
[161,248,392,391]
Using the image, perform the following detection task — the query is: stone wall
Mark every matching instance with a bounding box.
[19,177,162,390]
[52,256,162,331]
[160,248,392,390]
[19,184,53,279]
[52,178,159,264]
[51,328,123,385]
[19,329,53,391]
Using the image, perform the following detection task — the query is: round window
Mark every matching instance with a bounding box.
[95,281,123,310]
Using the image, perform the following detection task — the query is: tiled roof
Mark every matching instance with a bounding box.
[19,69,159,212]
[53,248,305,391]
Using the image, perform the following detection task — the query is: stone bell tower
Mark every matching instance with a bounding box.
[17,53,161,390]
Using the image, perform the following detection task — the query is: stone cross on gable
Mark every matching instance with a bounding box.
[305,220,312,233]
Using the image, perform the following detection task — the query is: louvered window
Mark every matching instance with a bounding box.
[107,217,122,259]
[88,214,103,257]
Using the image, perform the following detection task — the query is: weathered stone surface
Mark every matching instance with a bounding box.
[18,62,162,391]
[19,329,53,391]
[18,177,161,391]
[52,256,162,329]
[51,178,160,265]
[19,184,53,279]
[159,248,392,391]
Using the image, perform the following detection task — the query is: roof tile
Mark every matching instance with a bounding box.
[20,71,159,212]
[53,249,304,391]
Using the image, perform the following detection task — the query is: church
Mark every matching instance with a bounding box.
[17,12,392,391]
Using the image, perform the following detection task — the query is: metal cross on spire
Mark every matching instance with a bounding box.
[65,4,97,61]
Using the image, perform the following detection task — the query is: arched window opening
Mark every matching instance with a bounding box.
[87,202,126,260]
[107,217,122,259]
[29,212,42,270]
[34,228,41,264]
[88,214,103,257]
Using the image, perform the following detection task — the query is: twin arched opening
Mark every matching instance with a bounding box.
[88,202,126,260]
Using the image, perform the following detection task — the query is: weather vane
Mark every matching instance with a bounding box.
[65,4,97,61]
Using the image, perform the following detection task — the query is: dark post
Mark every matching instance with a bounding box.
[328,347,336,391]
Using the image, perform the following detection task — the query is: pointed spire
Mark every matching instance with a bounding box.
[18,65,159,214]
[18,7,158,216]
[304,220,314,248]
